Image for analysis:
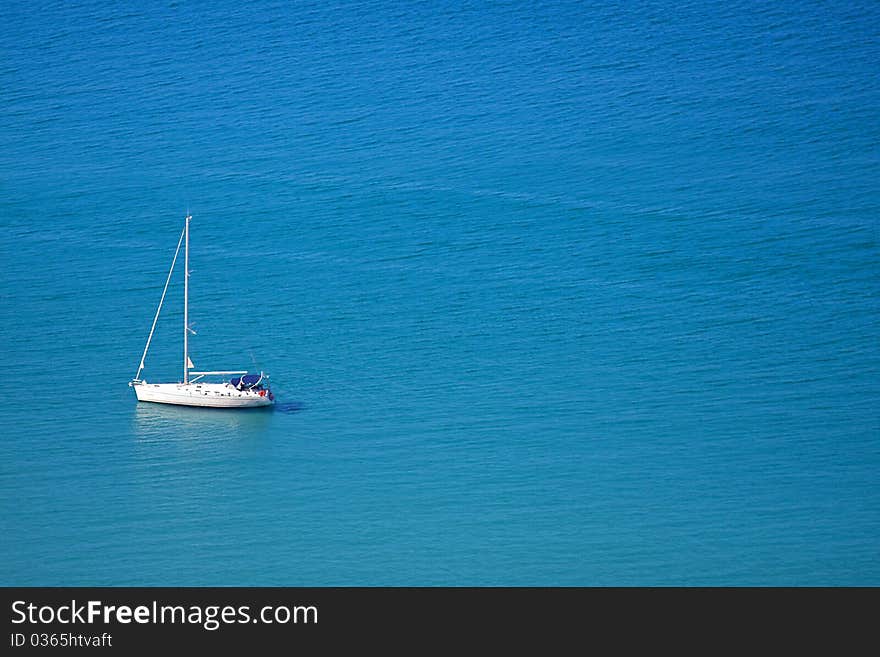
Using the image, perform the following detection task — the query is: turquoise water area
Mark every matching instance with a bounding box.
[1,0,878,584]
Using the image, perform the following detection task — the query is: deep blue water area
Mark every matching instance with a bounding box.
[1,0,878,585]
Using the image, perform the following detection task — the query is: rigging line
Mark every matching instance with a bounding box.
[133,223,187,381]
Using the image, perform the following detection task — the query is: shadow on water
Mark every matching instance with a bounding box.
[273,401,305,414]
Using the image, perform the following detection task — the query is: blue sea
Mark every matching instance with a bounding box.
[1,0,878,586]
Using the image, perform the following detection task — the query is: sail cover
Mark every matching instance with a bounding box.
[231,374,263,389]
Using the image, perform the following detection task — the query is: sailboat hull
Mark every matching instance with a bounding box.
[133,382,273,408]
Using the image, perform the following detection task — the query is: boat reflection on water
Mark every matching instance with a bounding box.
[132,401,273,445]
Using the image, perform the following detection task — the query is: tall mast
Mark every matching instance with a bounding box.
[183,214,191,384]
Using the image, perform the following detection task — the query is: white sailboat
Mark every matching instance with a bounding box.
[129,214,274,408]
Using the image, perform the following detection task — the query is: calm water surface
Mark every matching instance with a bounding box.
[1,0,878,585]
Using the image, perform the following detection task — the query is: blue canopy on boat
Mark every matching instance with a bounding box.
[230,374,263,389]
